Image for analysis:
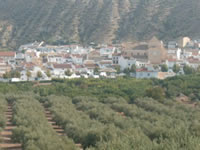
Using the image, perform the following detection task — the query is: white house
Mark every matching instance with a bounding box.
[133,68,159,79]
[47,54,66,64]
[74,64,87,73]
[112,53,121,65]
[168,41,178,49]
[99,68,117,77]
[135,60,149,68]
[20,70,28,81]
[100,47,115,58]
[52,63,73,76]
[71,54,84,64]
[166,58,177,69]
[31,67,48,79]
[118,56,136,70]
[16,53,25,64]
[99,60,112,68]
[182,50,192,59]
[133,68,175,79]
[167,48,182,60]
[71,46,89,55]
[25,50,38,63]
[0,51,16,64]
[187,58,200,69]
[0,62,11,77]
[84,60,98,75]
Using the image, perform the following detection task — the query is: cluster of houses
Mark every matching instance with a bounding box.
[0,36,200,82]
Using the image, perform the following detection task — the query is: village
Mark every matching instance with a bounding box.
[0,36,200,82]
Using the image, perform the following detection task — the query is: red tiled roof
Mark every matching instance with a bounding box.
[0,51,16,57]
[64,54,71,58]
[74,64,84,69]
[72,54,83,58]
[0,64,11,68]
[136,68,148,72]
[112,53,121,56]
[53,64,72,69]
[89,51,100,56]
[191,51,199,56]
[136,68,155,72]
[100,60,112,64]
[21,62,35,69]
[188,58,200,64]
[85,64,98,69]
[84,60,95,64]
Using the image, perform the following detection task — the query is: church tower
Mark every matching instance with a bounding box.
[148,37,166,64]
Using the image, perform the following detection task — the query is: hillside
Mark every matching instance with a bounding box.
[0,0,199,49]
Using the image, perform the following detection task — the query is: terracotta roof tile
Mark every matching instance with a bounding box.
[53,64,72,69]
[0,52,16,57]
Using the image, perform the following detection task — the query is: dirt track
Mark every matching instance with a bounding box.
[0,104,22,150]
[43,104,83,150]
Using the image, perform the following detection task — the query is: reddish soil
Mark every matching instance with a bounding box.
[0,104,22,150]
[42,104,83,150]
[43,107,65,136]
[176,95,197,108]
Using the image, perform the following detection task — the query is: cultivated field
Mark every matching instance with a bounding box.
[1,93,200,150]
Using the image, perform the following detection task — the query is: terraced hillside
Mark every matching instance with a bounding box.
[0,0,199,49]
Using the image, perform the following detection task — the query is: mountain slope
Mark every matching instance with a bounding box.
[0,0,199,49]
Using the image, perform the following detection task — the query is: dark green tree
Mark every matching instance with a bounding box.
[153,65,159,70]
[123,68,130,75]
[10,71,21,78]
[26,71,32,81]
[65,70,72,76]
[115,66,121,74]
[37,71,42,78]
[46,70,51,77]
[15,71,21,78]
[173,64,180,73]
[3,72,10,79]
[196,66,200,74]
[130,64,136,73]
[183,65,194,74]
[161,64,168,72]
[145,87,165,100]
[94,67,99,75]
